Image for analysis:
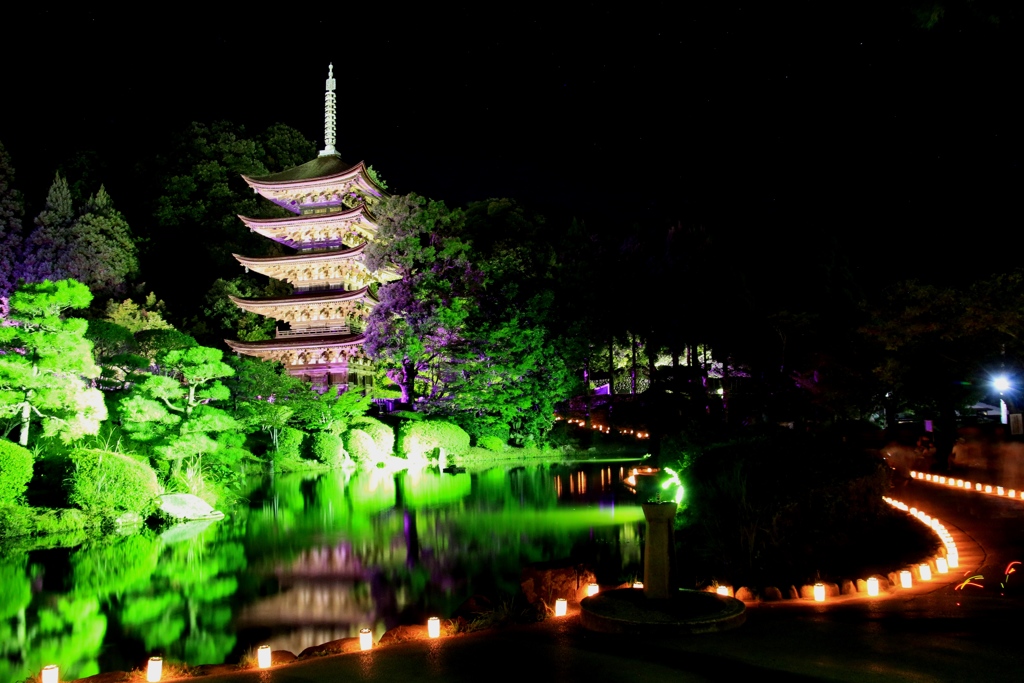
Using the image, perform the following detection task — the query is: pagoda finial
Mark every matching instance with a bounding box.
[319,63,338,157]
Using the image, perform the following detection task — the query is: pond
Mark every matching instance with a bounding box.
[0,461,645,681]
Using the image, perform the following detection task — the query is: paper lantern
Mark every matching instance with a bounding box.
[587,582,599,597]
[428,617,440,638]
[919,564,932,581]
[936,557,948,574]
[813,583,825,602]
[41,666,58,683]
[716,585,730,596]
[985,485,993,493]
[147,657,163,682]
[962,480,969,488]
[866,577,879,597]
[976,483,983,491]
[939,477,946,484]
[555,598,567,616]
[359,628,373,650]
[1009,489,1016,497]
[925,474,932,481]
[257,645,271,669]
[900,570,912,588]
[947,552,959,569]
[632,581,644,589]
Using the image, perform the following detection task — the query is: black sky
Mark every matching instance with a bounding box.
[2,3,1020,286]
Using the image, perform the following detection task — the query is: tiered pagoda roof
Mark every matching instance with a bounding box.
[225,64,390,388]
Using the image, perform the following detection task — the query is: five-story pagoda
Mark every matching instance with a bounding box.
[225,64,391,392]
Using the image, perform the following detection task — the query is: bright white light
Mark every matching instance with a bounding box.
[994,376,1011,393]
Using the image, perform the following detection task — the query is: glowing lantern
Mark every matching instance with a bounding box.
[910,471,918,478]
[632,581,644,589]
[257,645,271,669]
[925,474,932,481]
[359,628,373,650]
[1010,489,1016,497]
[866,577,879,597]
[813,583,826,602]
[147,657,163,682]
[939,477,947,484]
[976,483,983,491]
[985,485,993,493]
[587,582,599,597]
[948,552,959,569]
[900,571,913,588]
[936,557,949,574]
[427,617,440,638]
[41,666,58,683]
[919,564,932,581]
[716,585,730,596]
[962,480,969,488]
[554,598,568,617]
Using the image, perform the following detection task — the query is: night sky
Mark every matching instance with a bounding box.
[3,4,1020,288]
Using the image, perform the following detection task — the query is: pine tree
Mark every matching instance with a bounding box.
[58,185,139,299]
[0,141,23,298]
[17,174,74,285]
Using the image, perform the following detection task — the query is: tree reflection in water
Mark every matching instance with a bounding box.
[0,463,642,679]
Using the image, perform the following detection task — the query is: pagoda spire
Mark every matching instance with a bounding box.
[319,63,338,157]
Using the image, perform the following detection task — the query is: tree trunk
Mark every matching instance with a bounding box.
[18,397,30,447]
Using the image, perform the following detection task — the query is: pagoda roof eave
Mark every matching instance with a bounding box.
[225,333,368,353]
[232,245,366,267]
[228,286,379,307]
[242,159,386,195]
[236,203,376,227]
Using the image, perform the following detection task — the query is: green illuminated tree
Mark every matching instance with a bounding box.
[119,345,242,476]
[0,279,106,446]
[57,186,139,300]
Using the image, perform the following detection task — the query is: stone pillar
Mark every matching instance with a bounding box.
[642,501,678,599]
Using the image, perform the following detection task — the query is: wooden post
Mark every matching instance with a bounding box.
[642,501,677,599]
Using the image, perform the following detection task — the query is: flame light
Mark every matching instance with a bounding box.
[147,657,163,682]
[632,581,644,589]
[427,617,440,638]
[42,666,58,683]
[555,598,568,616]
[813,583,826,602]
[587,582,599,597]
[716,585,730,597]
[359,628,373,650]
[257,645,271,669]
[867,577,879,597]
[900,570,913,588]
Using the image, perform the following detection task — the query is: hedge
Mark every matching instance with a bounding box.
[67,448,162,516]
[353,417,395,457]
[344,429,380,463]
[477,435,506,452]
[0,440,34,506]
[397,420,470,459]
[312,432,347,467]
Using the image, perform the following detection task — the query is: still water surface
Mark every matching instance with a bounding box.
[1,462,643,681]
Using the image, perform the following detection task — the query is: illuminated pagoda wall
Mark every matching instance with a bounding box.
[225,64,391,391]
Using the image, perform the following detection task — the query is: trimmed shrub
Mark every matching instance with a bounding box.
[477,435,506,452]
[0,503,36,539]
[67,448,162,516]
[354,417,395,457]
[276,427,306,459]
[0,440,34,506]
[344,429,380,464]
[312,432,347,467]
[397,420,470,459]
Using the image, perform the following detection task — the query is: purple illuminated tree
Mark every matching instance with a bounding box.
[17,174,74,286]
[364,194,475,405]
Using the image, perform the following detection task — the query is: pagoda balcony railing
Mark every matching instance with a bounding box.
[276,324,353,338]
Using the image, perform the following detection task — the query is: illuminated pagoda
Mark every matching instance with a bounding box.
[225,64,391,391]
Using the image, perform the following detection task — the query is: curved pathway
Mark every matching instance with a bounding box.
[161,475,1024,683]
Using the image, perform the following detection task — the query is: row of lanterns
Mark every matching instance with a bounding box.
[910,470,1021,500]
[560,417,650,439]
[708,496,961,605]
